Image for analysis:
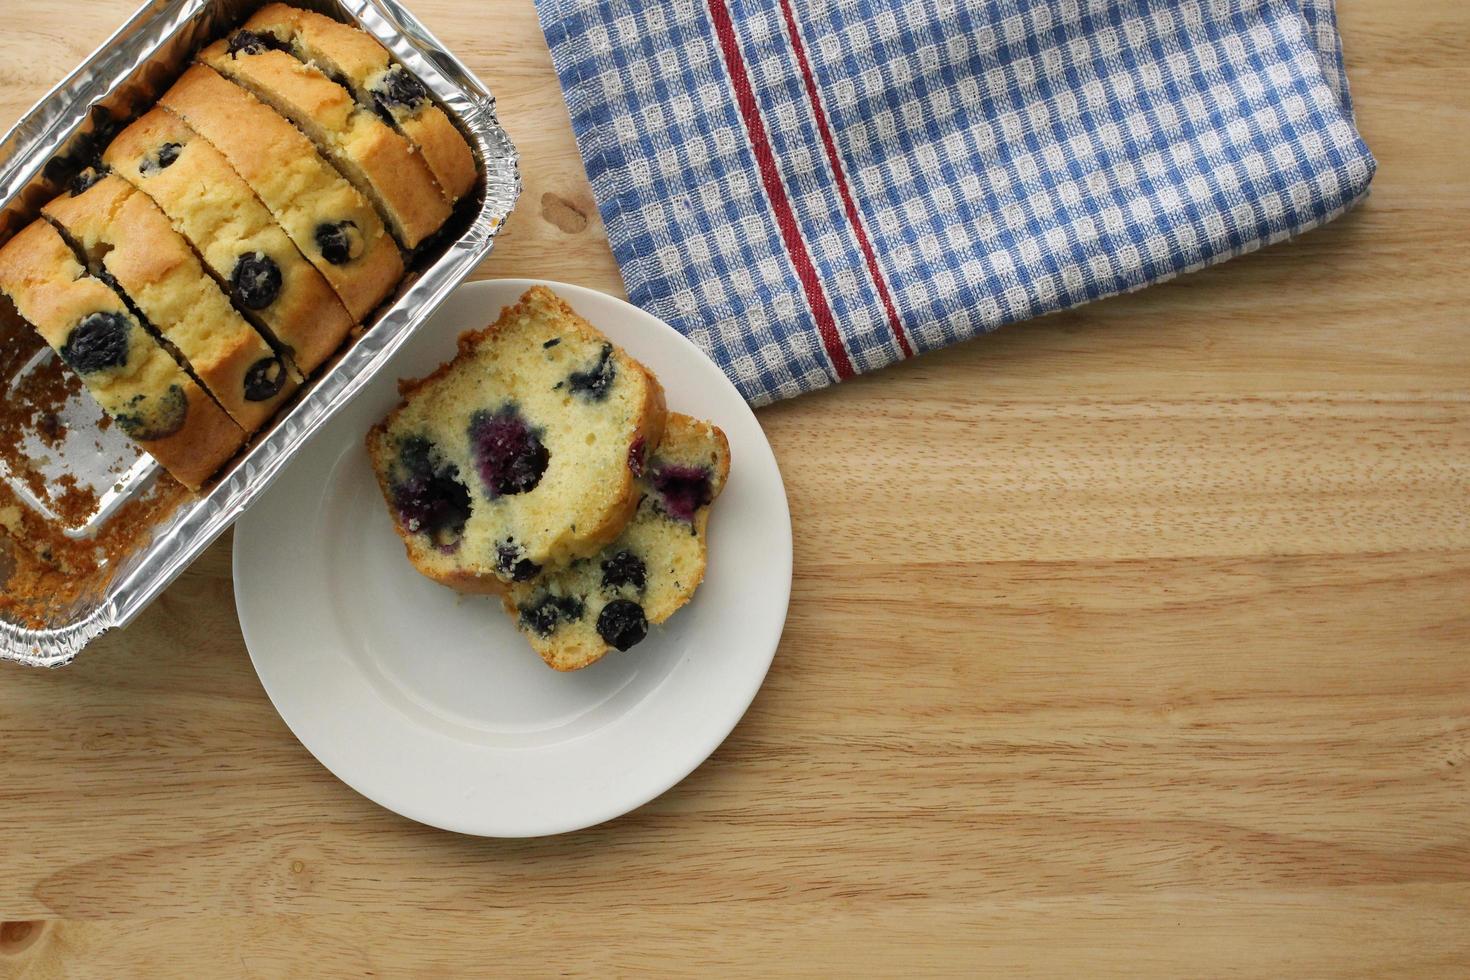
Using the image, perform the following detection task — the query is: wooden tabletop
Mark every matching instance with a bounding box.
[2,1,1467,975]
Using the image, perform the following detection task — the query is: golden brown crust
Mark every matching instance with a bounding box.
[697,420,733,495]
[0,220,241,491]
[42,177,297,433]
[398,111,478,205]
[244,3,478,202]
[160,65,403,322]
[250,5,371,62]
[414,559,510,596]
[103,108,354,376]
[653,419,730,627]
[197,42,450,248]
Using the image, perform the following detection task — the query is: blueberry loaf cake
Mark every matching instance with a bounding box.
[241,3,477,203]
[199,36,451,249]
[160,64,404,321]
[0,220,241,490]
[0,5,480,495]
[103,108,354,376]
[504,413,730,671]
[367,286,667,595]
[42,175,298,433]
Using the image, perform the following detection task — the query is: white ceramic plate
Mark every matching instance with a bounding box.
[233,279,790,837]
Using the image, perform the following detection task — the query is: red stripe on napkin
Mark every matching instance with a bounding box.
[779,0,914,359]
[707,0,856,381]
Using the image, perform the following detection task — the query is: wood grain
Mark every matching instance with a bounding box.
[1,0,1468,976]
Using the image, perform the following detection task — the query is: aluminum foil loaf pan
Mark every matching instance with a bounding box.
[0,0,519,665]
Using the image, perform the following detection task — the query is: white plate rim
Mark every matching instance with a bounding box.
[232,278,791,837]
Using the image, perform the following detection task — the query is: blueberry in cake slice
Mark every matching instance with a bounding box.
[0,220,242,490]
[367,286,666,594]
[502,413,730,671]
[42,175,299,433]
[239,3,477,203]
[199,35,451,250]
[160,65,404,322]
[104,108,353,376]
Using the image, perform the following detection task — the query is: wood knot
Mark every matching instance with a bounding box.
[540,192,589,234]
[0,920,42,954]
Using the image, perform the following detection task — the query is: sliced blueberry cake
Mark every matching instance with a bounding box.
[199,36,451,249]
[160,64,404,321]
[240,3,478,203]
[104,108,354,375]
[367,286,667,595]
[42,175,298,434]
[0,220,242,490]
[503,413,730,671]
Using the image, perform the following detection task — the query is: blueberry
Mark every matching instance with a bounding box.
[597,599,648,651]
[370,66,429,121]
[69,168,105,196]
[231,252,282,310]
[114,383,187,441]
[496,542,542,582]
[392,436,470,548]
[627,436,647,476]
[60,312,130,374]
[392,472,470,549]
[651,464,713,523]
[519,592,585,638]
[398,435,434,475]
[394,473,470,548]
[139,142,182,176]
[44,108,118,190]
[315,221,360,265]
[519,597,559,637]
[242,356,285,401]
[227,30,289,57]
[468,405,549,498]
[567,343,616,400]
[600,550,646,593]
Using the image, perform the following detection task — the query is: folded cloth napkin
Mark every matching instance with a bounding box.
[537,0,1375,405]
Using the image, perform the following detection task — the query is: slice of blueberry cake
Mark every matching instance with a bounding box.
[502,413,730,671]
[0,220,242,490]
[42,175,299,434]
[240,3,477,203]
[160,64,404,322]
[366,286,667,594]
[199,36,451,249]
[104,108,354,376]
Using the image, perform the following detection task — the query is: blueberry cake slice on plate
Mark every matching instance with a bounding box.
[367,286,666,595]
[240,2,477,203]
[104,108,354,376]
[503,413,730,671]
[160,64,404,321]
[199,34,451,249]
[42,175,298,433]
[0,220,241,490]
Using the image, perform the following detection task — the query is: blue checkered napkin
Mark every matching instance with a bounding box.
[537,0,1375,405]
